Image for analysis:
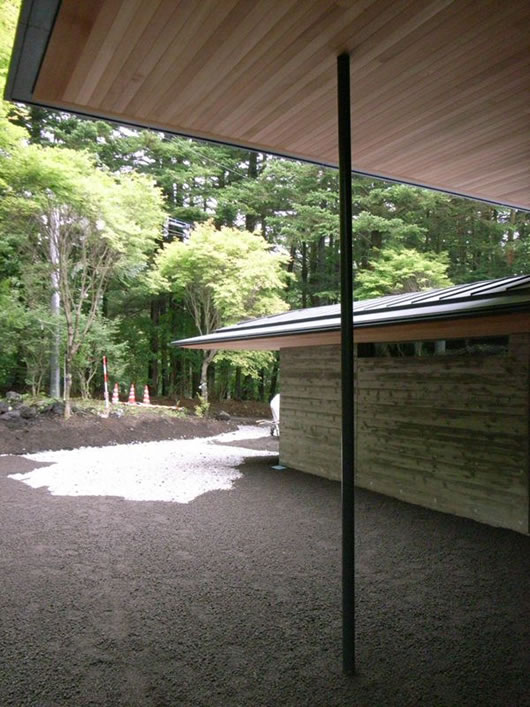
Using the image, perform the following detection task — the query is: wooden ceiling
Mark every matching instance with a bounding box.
[13,0,530,209]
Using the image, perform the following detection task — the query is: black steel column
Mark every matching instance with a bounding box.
[337,52,355,675]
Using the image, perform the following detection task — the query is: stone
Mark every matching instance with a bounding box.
[5,391,22,404]
[2,409,21,420]
[51,402,65,416]
[0,401,9,414]
[215,410,231,421]
[19,405,38,419]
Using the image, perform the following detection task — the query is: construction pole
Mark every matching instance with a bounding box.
[337,52,355,675]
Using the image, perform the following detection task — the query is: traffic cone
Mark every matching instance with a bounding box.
[128,383,136,404]
[143,385,151,405]
[111,383,119,404]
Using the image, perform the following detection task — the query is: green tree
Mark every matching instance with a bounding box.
[355,247,452,299]
[154,221,289,400]
[2,146,165,414]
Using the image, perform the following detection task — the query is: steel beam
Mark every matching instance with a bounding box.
[337,52,355,675]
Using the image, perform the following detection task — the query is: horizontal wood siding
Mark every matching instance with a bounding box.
[280,346,342,479]
[280,336,529,533]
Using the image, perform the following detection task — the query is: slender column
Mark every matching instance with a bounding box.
[337,52,355,675]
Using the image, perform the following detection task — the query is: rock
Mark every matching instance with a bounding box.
[109,409,124,418]
[19,405,38,419]
[5,391,22,404]
[0,401,9,414]
[1,409,21,420]
[51,402,65,416]
[215,410,231,421]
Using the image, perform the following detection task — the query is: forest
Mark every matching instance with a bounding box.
[0,0,529,408]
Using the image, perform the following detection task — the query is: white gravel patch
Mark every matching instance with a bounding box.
[8,425,275,503]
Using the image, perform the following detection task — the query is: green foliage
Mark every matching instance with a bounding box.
[18,305,59,396]
[355,248,452,299]
[214,350,275,380]
[194,394,210,418]
[71,315,130,399]
[0,278,24,388]
[154,220,289,332]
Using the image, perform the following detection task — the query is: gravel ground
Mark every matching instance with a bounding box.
[9,426,276,503]
[0,428,528,707]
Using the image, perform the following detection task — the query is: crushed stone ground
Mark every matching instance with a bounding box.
[0,427,528,706]
[9,426,276,503]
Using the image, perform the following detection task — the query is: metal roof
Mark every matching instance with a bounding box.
[173,274,530,349]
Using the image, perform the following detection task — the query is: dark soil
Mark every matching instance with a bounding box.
[0,398,272,455]
[0,451,528,706]
[0,412,238,455]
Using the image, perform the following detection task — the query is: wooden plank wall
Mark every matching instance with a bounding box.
[280,336,529,534]
[280,345,342,479]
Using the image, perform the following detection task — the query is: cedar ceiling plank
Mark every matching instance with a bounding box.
[376,111,528,174]
[221,0,433,135]
[185,0,331,127]
[89,0,165,106]
[153,0,302,123]
[292,80,527,170]
[34,0,106,102]
[419,142,529,184]
[497,188,530,202]
[188,0,377,130]
[453,173,530,195]
[355,56,530,160]
[354,62,529,162]
[124,0,230,117]
[346,0,498,112]
[65,0,146,105]
[151,1,266,122]
[234,0,487,139]
[378,110,529,171]
[349,51,529,159]
[110,0,200,114]
[259,40,527,155]
[210,1,380,134]
[254,4,528,153]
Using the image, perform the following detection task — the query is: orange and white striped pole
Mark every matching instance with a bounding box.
[102,356,110,412]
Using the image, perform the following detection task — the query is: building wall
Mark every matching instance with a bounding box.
[280,335,529,534]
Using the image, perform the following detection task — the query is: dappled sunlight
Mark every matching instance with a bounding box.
[9,426,274,503]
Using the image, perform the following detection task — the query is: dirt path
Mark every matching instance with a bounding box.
[0,432,528,706]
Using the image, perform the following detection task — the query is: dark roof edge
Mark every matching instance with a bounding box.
[4,0,61,103]
[172,300,530,348]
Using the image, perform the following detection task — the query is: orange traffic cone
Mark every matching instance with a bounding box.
[143,385,151,405]
[111,383,119,404]
[128,383,136,404]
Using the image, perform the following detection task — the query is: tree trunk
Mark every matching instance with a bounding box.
[245,151,258,232]
[234,367,242,399]
[49,210,61,399]
[301,241,308,308]
[149,297,160,393]
[64,366,73,419]
[199,350,216,402]
[269,354,279,399]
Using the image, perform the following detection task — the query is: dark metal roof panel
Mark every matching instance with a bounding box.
[173,275,530,348]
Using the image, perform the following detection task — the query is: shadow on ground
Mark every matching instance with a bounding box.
[0,454,528,706]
